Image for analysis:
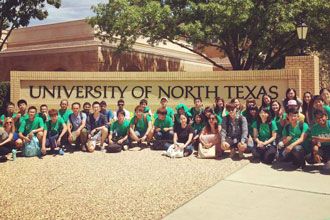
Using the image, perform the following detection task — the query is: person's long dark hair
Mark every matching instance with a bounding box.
[257,107,272,125]
[261,94,272,108]
[214,97,225,115]
[302,92,313,114]
[246,105,259,124]
[270,100,282,119]
[283,88,298,111]
[204,113,219,134]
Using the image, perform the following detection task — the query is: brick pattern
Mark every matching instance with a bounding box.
[285,56,320,96]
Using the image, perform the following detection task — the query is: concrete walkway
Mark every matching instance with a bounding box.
[164,162,330,220]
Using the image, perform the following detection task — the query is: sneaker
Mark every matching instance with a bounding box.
[229,148,236,158]
[140,141,148,148]
[238,151,244,159]
[100,144,106,152]
[81,145,87,152]
[323,161,330,171]
[122,145,129,151]
[58,148,65,155]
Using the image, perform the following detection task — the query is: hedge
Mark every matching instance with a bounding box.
[0,81,10,115]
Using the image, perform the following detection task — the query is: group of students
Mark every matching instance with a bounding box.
[0,88,330,171]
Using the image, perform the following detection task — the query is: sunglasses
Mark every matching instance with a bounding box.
[158,112,166,115]
[118,103,124,106]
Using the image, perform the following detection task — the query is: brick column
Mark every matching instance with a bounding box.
[285,56,320,96]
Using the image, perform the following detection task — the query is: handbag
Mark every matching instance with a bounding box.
[23,136,41,157]
[165,143,184,158]
[198,143,216,159]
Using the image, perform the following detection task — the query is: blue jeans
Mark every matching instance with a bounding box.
[154,130,174,141]
[46,134,59,148]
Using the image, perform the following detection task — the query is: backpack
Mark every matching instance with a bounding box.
[23,136,41,157]
[107,143,122,153]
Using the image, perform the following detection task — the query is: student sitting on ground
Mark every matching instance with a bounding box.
[16,106,44,151]
[151,108,174,150]
[278,108,310,169]
[86,101,108,152]
[0,117,15,161]
[42,109,67,155]
[67,102,88,151]
[129,105,152,148]
[108,110,130,152]
[191,113,205,150]
[221,103,248,159]
[305,109,330,172]
[199,113,221,157]
[166,113,194,157]
[251,108,278,164]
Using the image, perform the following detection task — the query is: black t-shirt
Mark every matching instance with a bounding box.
[174,124,193,143]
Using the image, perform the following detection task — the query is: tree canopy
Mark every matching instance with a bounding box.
[89,0,330,70]
[0,0,61,51]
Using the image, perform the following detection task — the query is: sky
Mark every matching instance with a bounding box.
[30,0,108,26]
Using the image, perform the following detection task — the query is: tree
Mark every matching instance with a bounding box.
[0,0,61,51]
[89,0,330,70]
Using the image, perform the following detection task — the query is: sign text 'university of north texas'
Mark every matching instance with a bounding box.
[29,85,279,100]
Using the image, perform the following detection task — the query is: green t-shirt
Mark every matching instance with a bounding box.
[247,118,258,136]
[216,114,223,125]
[154,116,174,130]
[189,107,204,119]
[130,115,151,133]
[311,120,330,148]
[45,117,65,136]
[251,120,278,142]
[37,113,50,123]
[58,109,73,123]
[282,121,310,152]
[153,107,175,120]
[323,105,330,119]
[192,122,205,133]
[144,106,151,113]
[272,115,284,138]
[19,117,45,136]
[110,120,130,137]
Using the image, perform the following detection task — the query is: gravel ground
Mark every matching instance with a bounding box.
[0,148,248,220]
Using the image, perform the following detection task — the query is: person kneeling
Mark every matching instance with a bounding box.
[251,108,278,164]
[107,110,130,153]
[165,114,193,158]
[129,105,152,148]
[220,103,248,159]
[86,102,108,152]
[198,113,221,158]
[278,108,309,169]
[17,106,44,157]
[151,108,174,150]
[305,109,330,172]
[42,109,67,155]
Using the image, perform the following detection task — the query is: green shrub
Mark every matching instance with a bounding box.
[0,82,10,115]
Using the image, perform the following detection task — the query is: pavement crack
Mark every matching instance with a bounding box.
[224,179,330,196]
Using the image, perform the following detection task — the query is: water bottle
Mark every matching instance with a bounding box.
[12,149,17,161]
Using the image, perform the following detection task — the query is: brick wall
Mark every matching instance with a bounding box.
[285,56,320,96]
